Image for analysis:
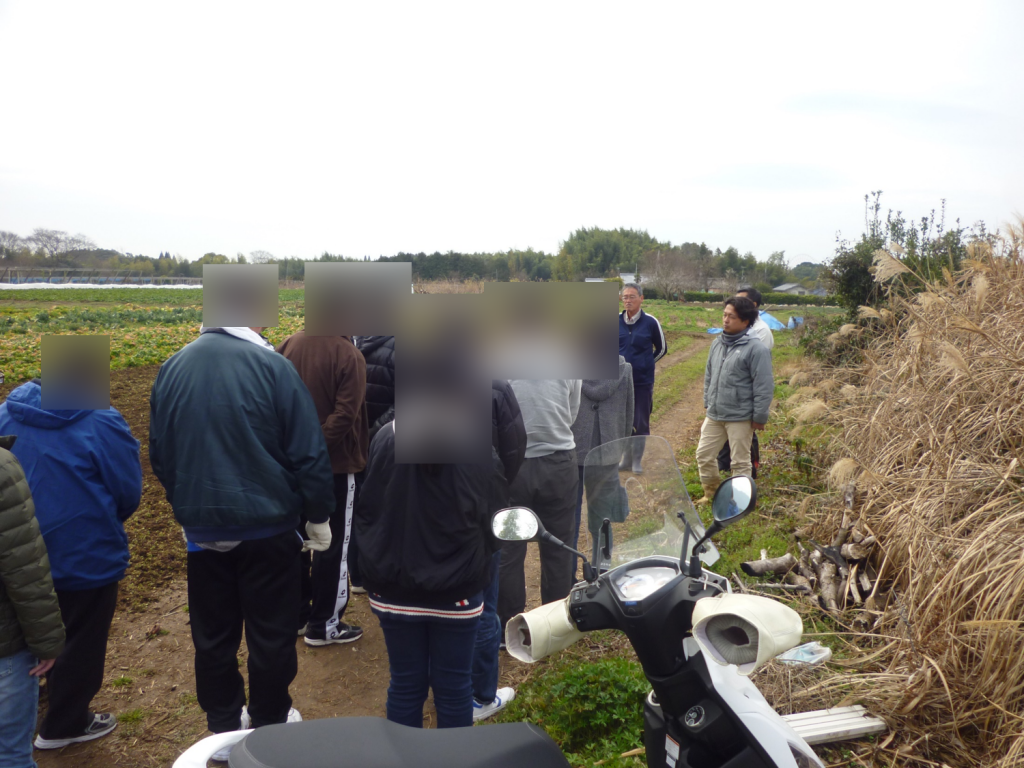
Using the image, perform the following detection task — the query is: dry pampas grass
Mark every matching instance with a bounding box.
[789,371,814,387]
[827,457,860,488]
[807,243,1024,767]
[871,248,912,282]
[786,386,820,405]
[791,398,828,423]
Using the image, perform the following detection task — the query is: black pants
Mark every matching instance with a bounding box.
[349,470,365,587]
[632,385,654,437]
[39,582,119,739]
[187,531,302,733]
[307,474,357,635]
[498,449,578,630]
[717,432,760,479]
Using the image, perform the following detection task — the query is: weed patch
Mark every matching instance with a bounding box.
[497,657,649,767]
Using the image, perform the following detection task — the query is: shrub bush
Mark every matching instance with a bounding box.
[798,315,874,367]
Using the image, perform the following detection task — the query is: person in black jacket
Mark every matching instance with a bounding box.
[354,421,508,729]
[150,325,335,755]
[471,381,527,721]
[351,335,395,592]
[355,335,395,442]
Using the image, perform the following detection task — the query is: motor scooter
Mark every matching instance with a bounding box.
[173,435,823,768]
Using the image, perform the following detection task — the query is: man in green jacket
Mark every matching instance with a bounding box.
[696,297,774,503]
[150,325,335,760]
[0,435,65,768]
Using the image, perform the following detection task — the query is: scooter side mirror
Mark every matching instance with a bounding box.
[491,507,542,541]
[685,477,758,577]
[711,476,757,526]
[491,507,600,585]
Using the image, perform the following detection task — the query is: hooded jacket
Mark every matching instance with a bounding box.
[149,330,335,542]
[0,436,65,660]
[355,336,395,437]
[0,381,142,591]
[354,423,507,604]
[492,380,527,486]
[703,333,774,425]
[571,356,634,467]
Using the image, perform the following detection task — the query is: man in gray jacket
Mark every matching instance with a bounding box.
[696,297,774,503]
[498,380,581,632]
[570,356,633,578]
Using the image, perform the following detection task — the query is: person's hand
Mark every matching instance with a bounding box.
[752,422,766,431]
[29,658,56,677]
[303,521,332,552]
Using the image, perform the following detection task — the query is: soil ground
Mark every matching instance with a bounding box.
[14,341,713,768]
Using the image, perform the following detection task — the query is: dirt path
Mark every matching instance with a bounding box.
[28,347,715,767]
[651,335,712,449]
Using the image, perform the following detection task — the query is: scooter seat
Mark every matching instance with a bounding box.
[228,717,570,768]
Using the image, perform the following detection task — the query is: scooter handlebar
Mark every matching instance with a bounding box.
[505,597,584,663]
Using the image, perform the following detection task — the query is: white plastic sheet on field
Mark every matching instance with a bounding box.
[0,283,200,290]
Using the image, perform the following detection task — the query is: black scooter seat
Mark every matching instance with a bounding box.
[228,717,570,768]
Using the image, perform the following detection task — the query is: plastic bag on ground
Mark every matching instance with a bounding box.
[776,641,832,666]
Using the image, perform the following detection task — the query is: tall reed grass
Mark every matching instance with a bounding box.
[790,219,1024,766]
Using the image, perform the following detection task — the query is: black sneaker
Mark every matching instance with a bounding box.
[35,712,117,749]
[304,622,363,646]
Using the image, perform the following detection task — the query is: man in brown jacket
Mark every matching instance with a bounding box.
[0,435,65,765]
[277,333,369,645]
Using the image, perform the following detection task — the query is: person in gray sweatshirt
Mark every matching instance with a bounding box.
[570,356,633,579]
[498,380,581,632]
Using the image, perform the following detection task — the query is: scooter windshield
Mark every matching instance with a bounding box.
[582,435,719,573]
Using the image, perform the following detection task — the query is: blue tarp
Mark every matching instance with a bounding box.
[708,310,786,334]
[787,316,804,329]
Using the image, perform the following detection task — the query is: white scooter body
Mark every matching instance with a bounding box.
[684,637,824,768]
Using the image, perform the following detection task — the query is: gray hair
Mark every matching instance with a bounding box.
[622,282,643,298]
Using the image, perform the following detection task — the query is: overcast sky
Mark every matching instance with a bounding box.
[2,1,1022,266]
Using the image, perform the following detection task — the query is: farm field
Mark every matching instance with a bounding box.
[0,288,842,385]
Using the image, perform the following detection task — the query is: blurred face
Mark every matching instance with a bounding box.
[735,291,756,308]
[622,287,642,316]
[722,304,751,334]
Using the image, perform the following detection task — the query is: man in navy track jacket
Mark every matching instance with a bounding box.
[618,283,667,472]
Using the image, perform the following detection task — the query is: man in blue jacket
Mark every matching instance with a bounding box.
[149,325,335,757]
[0,377,142,749]
[618,283,667,472]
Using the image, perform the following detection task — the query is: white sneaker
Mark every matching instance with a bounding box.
[350,585,367,594]
[210,708,252,762]
[210,707,300,761]
[472,687,515,722]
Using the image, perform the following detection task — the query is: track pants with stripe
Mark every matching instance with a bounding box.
[308,473,357,638]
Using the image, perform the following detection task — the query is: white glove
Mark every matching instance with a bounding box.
[303,521,332,553]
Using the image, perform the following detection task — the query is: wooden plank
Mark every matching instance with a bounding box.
[783,705,887,746]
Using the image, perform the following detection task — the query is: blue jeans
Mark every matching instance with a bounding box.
[0,648,39,768]
[471,552,502,704]
[377,610,481,729]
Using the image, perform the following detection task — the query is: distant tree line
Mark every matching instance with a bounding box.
[0,226,825,290]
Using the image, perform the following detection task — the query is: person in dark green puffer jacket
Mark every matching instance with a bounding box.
[0,435,65,768]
